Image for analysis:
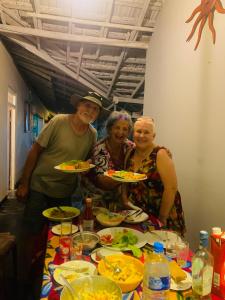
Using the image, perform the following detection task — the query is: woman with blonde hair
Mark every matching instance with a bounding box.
[123,116,185,235]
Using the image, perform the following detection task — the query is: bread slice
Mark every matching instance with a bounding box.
[169,260,187,283]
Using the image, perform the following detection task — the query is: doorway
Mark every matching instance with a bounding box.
[7,89,16,191]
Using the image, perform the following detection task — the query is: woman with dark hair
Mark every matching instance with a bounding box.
[84,110,134,208]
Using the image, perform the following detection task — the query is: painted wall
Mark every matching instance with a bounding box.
[0,40,48,200]
[144,0,225,248]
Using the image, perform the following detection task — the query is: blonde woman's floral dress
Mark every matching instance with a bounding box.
[126,146,186,235]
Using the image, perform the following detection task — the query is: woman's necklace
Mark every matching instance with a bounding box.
[132,145,155,171]
[106,139,124,167]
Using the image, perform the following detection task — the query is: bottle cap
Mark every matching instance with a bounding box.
[153,242,164,253]
[200,230,208,238]
[212,227,222,235]
[86,197,92,203]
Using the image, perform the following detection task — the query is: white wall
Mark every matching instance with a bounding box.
[144,0,225,248]
[0,40,48,200]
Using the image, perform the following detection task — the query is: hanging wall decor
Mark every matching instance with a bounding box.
[186,0,225,50]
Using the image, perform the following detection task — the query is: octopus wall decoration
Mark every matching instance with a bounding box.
[186,0,225,50]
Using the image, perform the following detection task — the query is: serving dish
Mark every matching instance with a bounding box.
[60,275,122,300]
[98,254,144,293]
[96,212,125,227]
[97,227,146,251]
[42,206,80,221]
[53,260,96,285]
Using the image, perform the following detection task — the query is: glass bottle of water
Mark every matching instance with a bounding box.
[142,242,170,300]
[192,230,214,299]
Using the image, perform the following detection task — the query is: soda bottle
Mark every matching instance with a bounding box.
[211,227,225,298]
[142,241,170,300]
[82,197,94,231]
[192,230,214,299]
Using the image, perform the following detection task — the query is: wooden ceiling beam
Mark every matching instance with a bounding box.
[21,11,155,33]
[113,96,143,104]
[6,35,108,97]
[0,4,30,27]
[0,24,148,49]
[131,78,145,98]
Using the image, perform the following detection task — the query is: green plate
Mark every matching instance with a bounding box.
[42,206,80,221]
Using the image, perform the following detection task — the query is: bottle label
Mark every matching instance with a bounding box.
[83,219,94,231]
[213,272,220,287]
[148,276,170,291]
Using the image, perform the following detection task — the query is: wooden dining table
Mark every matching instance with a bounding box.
[39,215,222,300]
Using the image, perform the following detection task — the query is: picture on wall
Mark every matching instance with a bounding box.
[24,102,31,132]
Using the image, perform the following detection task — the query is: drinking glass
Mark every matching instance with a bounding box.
[175,239,189,267]
[70,236,83,260]
[165,231,178,259]
[59,221,72,261]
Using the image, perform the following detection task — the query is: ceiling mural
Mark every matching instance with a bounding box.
[0,0,163,114]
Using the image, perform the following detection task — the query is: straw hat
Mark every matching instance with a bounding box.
[71,92,110,119]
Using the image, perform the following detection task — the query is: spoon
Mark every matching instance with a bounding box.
[60,274,79,300]
[97,251,121,274]
[79,224,85,243]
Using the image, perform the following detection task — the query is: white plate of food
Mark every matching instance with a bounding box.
[97,227,146,251]
[104,170,147,183]
[91,247,124,263]
[146,230,182,248]
[51,224,78,235]
[53,260,97,285]
[123,210,149,224]
[54,160,95,173]
[170,271,192,291]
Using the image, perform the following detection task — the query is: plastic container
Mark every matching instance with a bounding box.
[142,242,170,300]
[211,227,225,298]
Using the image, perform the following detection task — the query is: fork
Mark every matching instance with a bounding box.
[97,251,121,274]
[57,206,65,213]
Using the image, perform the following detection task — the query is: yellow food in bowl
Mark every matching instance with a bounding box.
[60,275,122,300]
[73,290,119,300]
[96,212,125,227]
[98,254,144,292]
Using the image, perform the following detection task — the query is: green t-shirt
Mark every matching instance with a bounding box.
[30,114,97,198]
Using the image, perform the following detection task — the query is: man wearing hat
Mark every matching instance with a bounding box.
[17,92,106,226]
[16,92,105,298]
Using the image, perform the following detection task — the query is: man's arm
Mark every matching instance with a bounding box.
[16,142,44,201]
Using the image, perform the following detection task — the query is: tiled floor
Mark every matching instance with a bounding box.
[0,197,44,300]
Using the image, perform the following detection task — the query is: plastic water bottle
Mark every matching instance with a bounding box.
[142,242,170,300]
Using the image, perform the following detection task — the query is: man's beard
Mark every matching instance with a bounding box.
[79,112,95,124]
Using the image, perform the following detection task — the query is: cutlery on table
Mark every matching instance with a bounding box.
[126,209,143,218]
[97,251,121,274]
[60,274,79,300]
[56,206,65,213]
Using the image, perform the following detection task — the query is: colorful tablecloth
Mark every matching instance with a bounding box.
[39,218,222,300]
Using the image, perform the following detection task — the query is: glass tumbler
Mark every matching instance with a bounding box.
[59,221,72,261]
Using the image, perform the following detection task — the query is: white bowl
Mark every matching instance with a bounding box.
[96,212,125,227]
[60,275,122,300]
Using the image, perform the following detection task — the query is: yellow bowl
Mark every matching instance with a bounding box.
[96,212,125,227]
[98,254,144,293]
[60,275,122,300]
